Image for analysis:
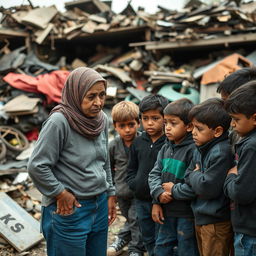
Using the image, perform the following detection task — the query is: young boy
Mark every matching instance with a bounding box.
[148,98,199,256]
[224,81,256,256]
[216,67,256,101]
[217,67,256,149]
[107,101,144,256]
[170,98,234,256]
[126,95,169,256]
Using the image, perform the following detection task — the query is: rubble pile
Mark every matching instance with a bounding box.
[0,0,255,253]
[1,1,256,44]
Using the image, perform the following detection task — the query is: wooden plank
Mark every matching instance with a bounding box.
[145,33,256,51]
[0,169,27,176]
[35,23,54,44]
[0,192,43,252]
[3,95,40,113]
[0,29,29,38]
[58,25,148,40]
[21,6,58,29]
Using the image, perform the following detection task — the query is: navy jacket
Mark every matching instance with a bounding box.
[149,133,195,218]
[224,129,256,236]
[173,132,234,225]
[126,132,166,201]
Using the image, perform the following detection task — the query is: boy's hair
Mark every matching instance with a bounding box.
[225,80,256,118]
[217,67,256,95]
[164,98,194,125]
[189,98,231,132]
[139,95,169,116]
[111,101,139,123]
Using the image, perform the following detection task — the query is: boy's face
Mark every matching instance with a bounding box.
[191,118,216,146]
[164,115,191,144]
[230,113,256,137]
[114,119,140,144]
[220,91,229,101]
[141,109,164,140]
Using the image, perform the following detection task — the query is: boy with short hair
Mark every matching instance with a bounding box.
[170,98,234,256]
[217,67,256,101]
[217,67,256,149]
[107,101,144,256]
[148,98,199,256]
[126,95,169,256]
[224,81,256,256]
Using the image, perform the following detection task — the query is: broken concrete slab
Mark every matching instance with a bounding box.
[0,192,43,252]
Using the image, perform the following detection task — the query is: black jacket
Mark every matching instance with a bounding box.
[126,132,166,201]
[224,129,256,236]
[173,132,234,225]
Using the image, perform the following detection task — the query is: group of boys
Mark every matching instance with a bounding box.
[107,67,256,256]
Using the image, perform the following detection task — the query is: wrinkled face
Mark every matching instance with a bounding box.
[191,118,216,146]
[81,81,106,118]
[114,119,140,144]
[164,115,190,144]
[230,113,256,137]
[141,109,164,140]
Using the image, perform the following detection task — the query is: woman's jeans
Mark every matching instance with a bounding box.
[41,193,108,256]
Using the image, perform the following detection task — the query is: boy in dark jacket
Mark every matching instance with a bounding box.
[107,101,144,256]
[217,67,256,150]
[169,98,234,256]
[224,81,256,256]
[126,95,169,256]
[148,98,199,256]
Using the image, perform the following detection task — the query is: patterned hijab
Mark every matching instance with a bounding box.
[51,67,107,138]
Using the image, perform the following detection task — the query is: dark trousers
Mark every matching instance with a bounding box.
[155,216,199,256]
[135,199,159,256]
[117,197,144,253]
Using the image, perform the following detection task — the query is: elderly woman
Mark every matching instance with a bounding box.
[28,67,116,256]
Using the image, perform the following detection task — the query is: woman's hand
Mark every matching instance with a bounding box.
[55,189,81,215]
[108,196,117,225]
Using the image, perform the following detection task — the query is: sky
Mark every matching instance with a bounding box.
[1,0,187,13]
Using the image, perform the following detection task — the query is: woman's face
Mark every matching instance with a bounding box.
[81,81,106,118]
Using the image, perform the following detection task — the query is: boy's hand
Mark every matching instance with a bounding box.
[162,182,174,194]
[227,166,238,175]
[152,204,164,224]
[108,196,117,225]
[159,192,172,204]
[193,164,200,172]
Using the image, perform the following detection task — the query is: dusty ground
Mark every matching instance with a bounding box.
[0,208,128,256]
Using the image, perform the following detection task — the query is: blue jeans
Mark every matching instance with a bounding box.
[155,216,199,256]
[135,199,159,256]
[234,233,256,256]
[41,193,108,256]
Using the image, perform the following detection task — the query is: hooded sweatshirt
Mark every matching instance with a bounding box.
[224,129,256,236]
[173,132,234,225]
[126,132,166,201]
[149,133,195,218]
